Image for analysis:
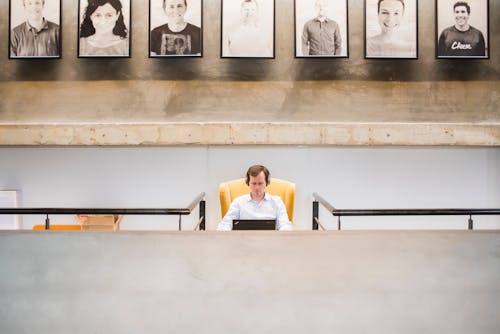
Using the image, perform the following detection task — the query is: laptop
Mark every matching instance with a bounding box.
[232,219,276,230]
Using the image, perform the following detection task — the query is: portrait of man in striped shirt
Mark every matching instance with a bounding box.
[10,0,61,58]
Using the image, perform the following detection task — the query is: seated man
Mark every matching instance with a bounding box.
[217,165,293,231]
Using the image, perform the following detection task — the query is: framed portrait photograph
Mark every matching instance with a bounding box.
[149,0,203,57]
[221,0,275,58]
[78,0,131,58]
[294,0,348,58]
[364,0,418,59]
[9,0,62,59]
[436,0,489,59]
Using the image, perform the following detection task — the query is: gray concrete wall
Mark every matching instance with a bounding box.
[0,0,498,145]
[1,230,499,333]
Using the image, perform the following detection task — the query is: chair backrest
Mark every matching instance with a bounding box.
[219,178,295,222]
[76,215,122,231]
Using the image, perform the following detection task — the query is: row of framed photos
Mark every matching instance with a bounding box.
[9,0,490,59]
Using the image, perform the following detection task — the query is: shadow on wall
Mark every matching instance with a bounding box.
[293,58,354,81]
[293,57,499,82]
[149,57,203,81]
[218,58,275,81]
[430,60,499,81]
[9,59,62,81]
[293,58,424,82]
[75,58,134,80]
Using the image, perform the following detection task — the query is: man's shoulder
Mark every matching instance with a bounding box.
[46,20,59,29]
[185,23,201,33]
[151,23,170,34]
[441,25,455,35]
[325,18,339,26]
[265,194,285,204]
[233,194,251,202]
[468,25,484,36]
[12,22,27,33]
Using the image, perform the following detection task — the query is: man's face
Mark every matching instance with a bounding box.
[241,2,258,22]
[378,0,404,34]
[23,0,44,19]
[164,0,187,24]
[315,0,328,18]
[454,5,469,27]
[248,171,267,199]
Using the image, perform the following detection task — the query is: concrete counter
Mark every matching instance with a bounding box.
[1,230,499,333]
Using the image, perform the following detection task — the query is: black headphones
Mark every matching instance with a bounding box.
[245,165,271,186]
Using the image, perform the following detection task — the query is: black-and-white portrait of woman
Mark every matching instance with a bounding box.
[149,0,203,57]
[365,0,418,59]
[436,0,489,58]
[221,0,275,58]
[78,0,131,57]
[9,0,61,58]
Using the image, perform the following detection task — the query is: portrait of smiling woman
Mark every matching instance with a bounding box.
[78,0,130,57]
[365,0,417,58]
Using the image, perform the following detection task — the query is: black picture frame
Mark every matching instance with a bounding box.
[9,0,62,59]
[77,0,132,58]
[435,0,489,59]
[221,0,275,59]
[364,0,418,59]
[149,0,203,58]
[294,0,349,58]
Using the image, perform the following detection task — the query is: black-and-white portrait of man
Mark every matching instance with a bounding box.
[365,0,418,59]
[9,0,61,58]
[149,0,203,57]
[436,0,488,58]
[295,0,348,58]
[221,0,275,58]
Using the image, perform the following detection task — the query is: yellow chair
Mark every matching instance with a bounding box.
[76,215,122,231]
[219,178,295,222]
[33,224,82,230]
[33,215,122,231]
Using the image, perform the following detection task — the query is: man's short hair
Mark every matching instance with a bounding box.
[454,1,470,14]
[245,165,270,186]
[241,0,259,10]
[23,0,45,6]
[163,0,187,10]
[377,0,405,13]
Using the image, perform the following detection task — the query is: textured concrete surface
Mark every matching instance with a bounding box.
[1,231,499,333]
[0,80,499,145]
[0,0,498,146]
[0,120,499,146]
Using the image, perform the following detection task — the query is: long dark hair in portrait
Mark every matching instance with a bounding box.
[80,0,128,38]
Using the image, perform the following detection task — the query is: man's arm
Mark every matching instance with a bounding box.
[275,197,292,231]
[477,32,486,57]
[150,28,160,55]
[301,22,310,56]
[437,30,447,56]
[217,199,240,231]
[10,29,19,57]
[334,23,342,55]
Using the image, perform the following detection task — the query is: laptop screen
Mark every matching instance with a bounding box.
[232,219,276,230]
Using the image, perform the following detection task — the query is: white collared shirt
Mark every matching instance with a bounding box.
[217,193,293,231]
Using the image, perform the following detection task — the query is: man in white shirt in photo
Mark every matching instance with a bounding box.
[217,165,293,231]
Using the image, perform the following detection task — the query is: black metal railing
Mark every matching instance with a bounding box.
[0,192,206,231]
[312,193,500,231]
